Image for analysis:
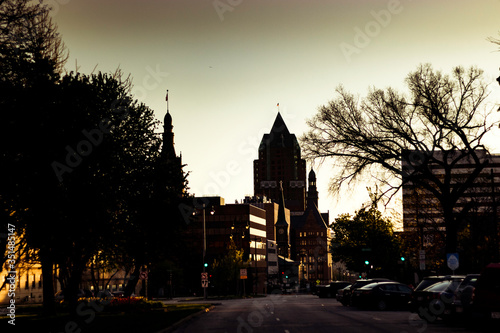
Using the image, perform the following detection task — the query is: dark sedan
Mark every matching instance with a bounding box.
[341,278,393,306]
[317,281,351,298]
[351,281,413,310]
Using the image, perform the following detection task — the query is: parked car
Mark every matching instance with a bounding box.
[410,277,465,322]
[408,275,465,313]
[317,281,351,298]
[471,263,500,320]
[449,274,480,318]
[336,284,352,305]
[351,281,413,310]
[341,278,393,306]
[413,276,448,292]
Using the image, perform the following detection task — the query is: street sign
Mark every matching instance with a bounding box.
[419,250,425,260]
[202,280,208,288]
[240,269,247,279]
[447,253,459,271]
[139,270,148,280]
[201,272,208,281]
[419,250,426,270]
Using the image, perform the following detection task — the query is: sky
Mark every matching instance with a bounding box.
[49,0,500,222]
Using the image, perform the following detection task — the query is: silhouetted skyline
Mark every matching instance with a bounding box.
[51,0,500,218]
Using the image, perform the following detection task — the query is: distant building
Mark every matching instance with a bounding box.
[291,169,332,284]
[254,112,307,212]
[253,113,332,285]
[159,97,185,196]
[187,197,269,294]
[402,149,500,269]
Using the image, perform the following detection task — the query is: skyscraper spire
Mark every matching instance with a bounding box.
[166,89,169,113]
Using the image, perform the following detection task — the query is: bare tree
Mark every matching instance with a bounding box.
[488,33,500,86]
[301,64,499,254]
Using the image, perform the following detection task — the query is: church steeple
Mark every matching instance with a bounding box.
[162,90,176,159]
[307,168,318,208]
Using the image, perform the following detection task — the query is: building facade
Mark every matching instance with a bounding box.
[253,113,332,285]
[187,197,269,294]
[254,113,307,212]
[402,149,500,270]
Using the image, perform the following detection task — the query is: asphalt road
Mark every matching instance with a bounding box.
[170,294,488,333]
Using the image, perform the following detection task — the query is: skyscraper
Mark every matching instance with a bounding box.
[253,112,307,212]
[253,112,332,284]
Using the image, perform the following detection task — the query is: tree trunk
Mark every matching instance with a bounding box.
[40,248,55,316]
[124,266,141,297]
[443,206,458,255]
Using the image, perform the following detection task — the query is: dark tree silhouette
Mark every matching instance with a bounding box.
[1,0,67,315]
[301,64,499,256]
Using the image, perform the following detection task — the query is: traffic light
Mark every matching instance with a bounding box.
[204,263,208,268]
[400,256,405,262]
[364,260,369,265]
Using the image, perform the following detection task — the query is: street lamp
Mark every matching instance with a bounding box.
[193,203,214,299]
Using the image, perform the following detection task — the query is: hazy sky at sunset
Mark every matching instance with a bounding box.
[50,0,500,221]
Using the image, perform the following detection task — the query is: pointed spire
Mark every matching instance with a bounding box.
[164,89,172,127]
[166,89,169,113]
[271,112,290,136]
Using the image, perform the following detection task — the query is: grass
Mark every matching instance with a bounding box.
[1,302,211,333]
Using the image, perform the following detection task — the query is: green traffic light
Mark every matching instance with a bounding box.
[400,257,405,261]
[204,263,208,267]
[364,260,369,265]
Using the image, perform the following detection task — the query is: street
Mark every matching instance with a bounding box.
[170,294,485,333]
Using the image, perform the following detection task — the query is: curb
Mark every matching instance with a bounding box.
[156,305,215,333]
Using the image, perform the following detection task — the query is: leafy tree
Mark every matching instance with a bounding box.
[211,239,249,295]
[0,0,67,315]
[1,0,189,315]
[302,64,499,255]
[330,203,402,278]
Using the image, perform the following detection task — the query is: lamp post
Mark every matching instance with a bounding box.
[193,203,214,299]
